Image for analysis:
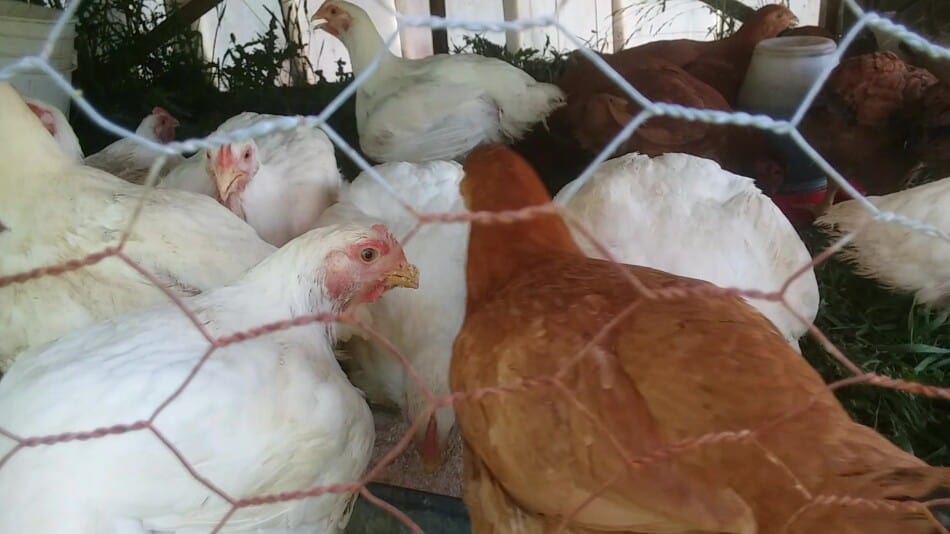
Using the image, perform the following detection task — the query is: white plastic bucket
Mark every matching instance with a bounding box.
[0,0,77,115]
[737,35,839,118]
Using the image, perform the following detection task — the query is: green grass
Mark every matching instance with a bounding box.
[799,228,949,465]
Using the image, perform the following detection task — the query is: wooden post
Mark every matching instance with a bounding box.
[429,0,448,54]
[395,0,434,58]
[502,0,520,54]
[611,0,626,52]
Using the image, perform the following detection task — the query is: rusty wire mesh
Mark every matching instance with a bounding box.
[1,0,949,532]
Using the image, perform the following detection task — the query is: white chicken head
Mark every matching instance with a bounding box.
[310,1,359,38]
[206,141,260,220]
[24,98,84,162]
[323,223,420,306]
[137,106,180,144]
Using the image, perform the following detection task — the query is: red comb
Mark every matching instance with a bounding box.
[152,106,171,117]
[371,224,397,243]
[26,102,56,134]
[214,144,234,167]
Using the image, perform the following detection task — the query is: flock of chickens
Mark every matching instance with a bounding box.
[0,0,948,532]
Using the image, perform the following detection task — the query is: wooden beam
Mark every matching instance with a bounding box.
[106,0,226,72]
[429,0,448,54]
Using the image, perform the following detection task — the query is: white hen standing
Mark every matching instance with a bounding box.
[83,106,187,185]
[310,0,565,163]
[316,161,468,477]
[555,152,821,351]
[815,176,950,307]
[24,98,84,162]
[0,82,276,372]
[0,222,420,533]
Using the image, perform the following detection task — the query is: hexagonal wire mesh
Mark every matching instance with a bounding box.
[1,0,949,532]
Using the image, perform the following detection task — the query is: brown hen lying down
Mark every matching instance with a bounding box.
[450,144,949,534]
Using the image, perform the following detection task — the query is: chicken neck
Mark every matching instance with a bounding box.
[460,145,584,314]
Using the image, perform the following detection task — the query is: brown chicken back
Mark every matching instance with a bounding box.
[596,4,799,105]
[559,58,785,194]
[450,144,950,534]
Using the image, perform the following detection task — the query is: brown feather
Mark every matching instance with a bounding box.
[452,144,950,534]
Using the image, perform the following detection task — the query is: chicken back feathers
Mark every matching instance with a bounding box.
[556,57,786,194]
[554,152,819,349]
[450,144,949,534]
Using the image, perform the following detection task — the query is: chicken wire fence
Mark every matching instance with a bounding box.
[1,0,950,532]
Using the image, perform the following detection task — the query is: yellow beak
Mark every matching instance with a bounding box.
[214,169,244,204]
[310,11,328,30]
[384,263,420,290]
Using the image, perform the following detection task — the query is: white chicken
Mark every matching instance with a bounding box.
[0,222,420,533]
[157,148,218,196]
[0,82,276,372]
[315,161,468,479]
[310,0,565,163]
[24,97,84,162]
[83,106,187,185]
[160,111,343,247]
[815,176,950,307]
[554,152,821,350]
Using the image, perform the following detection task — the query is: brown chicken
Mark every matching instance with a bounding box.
[450,143,950,534]
[510,5,797,197]
[560,57,786,194]
[573,4,799,106]
[801,51,940,214]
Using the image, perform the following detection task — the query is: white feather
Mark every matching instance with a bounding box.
[815,176,950,307]
[555,152,821,350]
[0,82,275,372]
[326,0,564,163]
[157,151,217,196]
[0,224,377,533]
[212,112,344,247]
[84,113,187,185]
[315,160,468,452]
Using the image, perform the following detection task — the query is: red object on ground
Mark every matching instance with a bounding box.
[769,178,868,227]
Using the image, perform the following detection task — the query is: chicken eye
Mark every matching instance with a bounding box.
[243,150,252,161]
[360,248,378,263]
